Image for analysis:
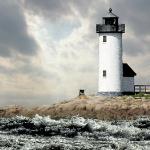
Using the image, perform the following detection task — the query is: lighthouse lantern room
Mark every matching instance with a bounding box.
[96,8,125,96]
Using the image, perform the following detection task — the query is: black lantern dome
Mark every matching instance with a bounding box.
[96,8,125,33]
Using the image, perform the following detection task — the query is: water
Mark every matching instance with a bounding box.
[0,115,150,149]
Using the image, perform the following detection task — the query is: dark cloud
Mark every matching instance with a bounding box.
[123,38,143,56]
[111,0,150,55]
[113,0,150,35]
[24,0,105,20]
[24,0,74,21]
[24,0,150,56]
[0,0,38,57]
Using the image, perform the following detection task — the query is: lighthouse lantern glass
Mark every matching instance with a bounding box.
[104,18,118,26]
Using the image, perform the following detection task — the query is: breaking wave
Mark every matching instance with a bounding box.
[0,115,150,149]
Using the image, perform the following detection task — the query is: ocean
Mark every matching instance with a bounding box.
[0,115,150,150]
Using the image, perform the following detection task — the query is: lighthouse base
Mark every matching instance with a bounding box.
[97,92,122,97]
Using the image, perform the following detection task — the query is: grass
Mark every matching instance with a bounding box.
[1,95,150,120]
[132,93,150,99]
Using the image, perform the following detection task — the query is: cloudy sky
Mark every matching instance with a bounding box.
[0,0,149,106]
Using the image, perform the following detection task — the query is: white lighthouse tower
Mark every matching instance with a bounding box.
[96,8,125,96]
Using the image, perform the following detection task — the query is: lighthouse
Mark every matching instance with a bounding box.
[96,8,125,96]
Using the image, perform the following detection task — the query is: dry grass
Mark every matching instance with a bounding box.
[1,95,150,120]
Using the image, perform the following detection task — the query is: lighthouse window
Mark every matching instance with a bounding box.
[103,36,107,42]
[103,70,106,77]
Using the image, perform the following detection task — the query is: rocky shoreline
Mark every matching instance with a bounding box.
[1,115,150,149]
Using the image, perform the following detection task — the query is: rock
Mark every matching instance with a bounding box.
[82,123,93,133]
[133,120,150,128]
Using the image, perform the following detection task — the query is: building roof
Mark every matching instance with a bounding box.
[123,63,136,77]
[103,8,119,18]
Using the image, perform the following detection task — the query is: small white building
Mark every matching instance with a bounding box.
[96,8,136,96]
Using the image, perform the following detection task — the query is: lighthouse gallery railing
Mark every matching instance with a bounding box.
[96,24,125,33]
